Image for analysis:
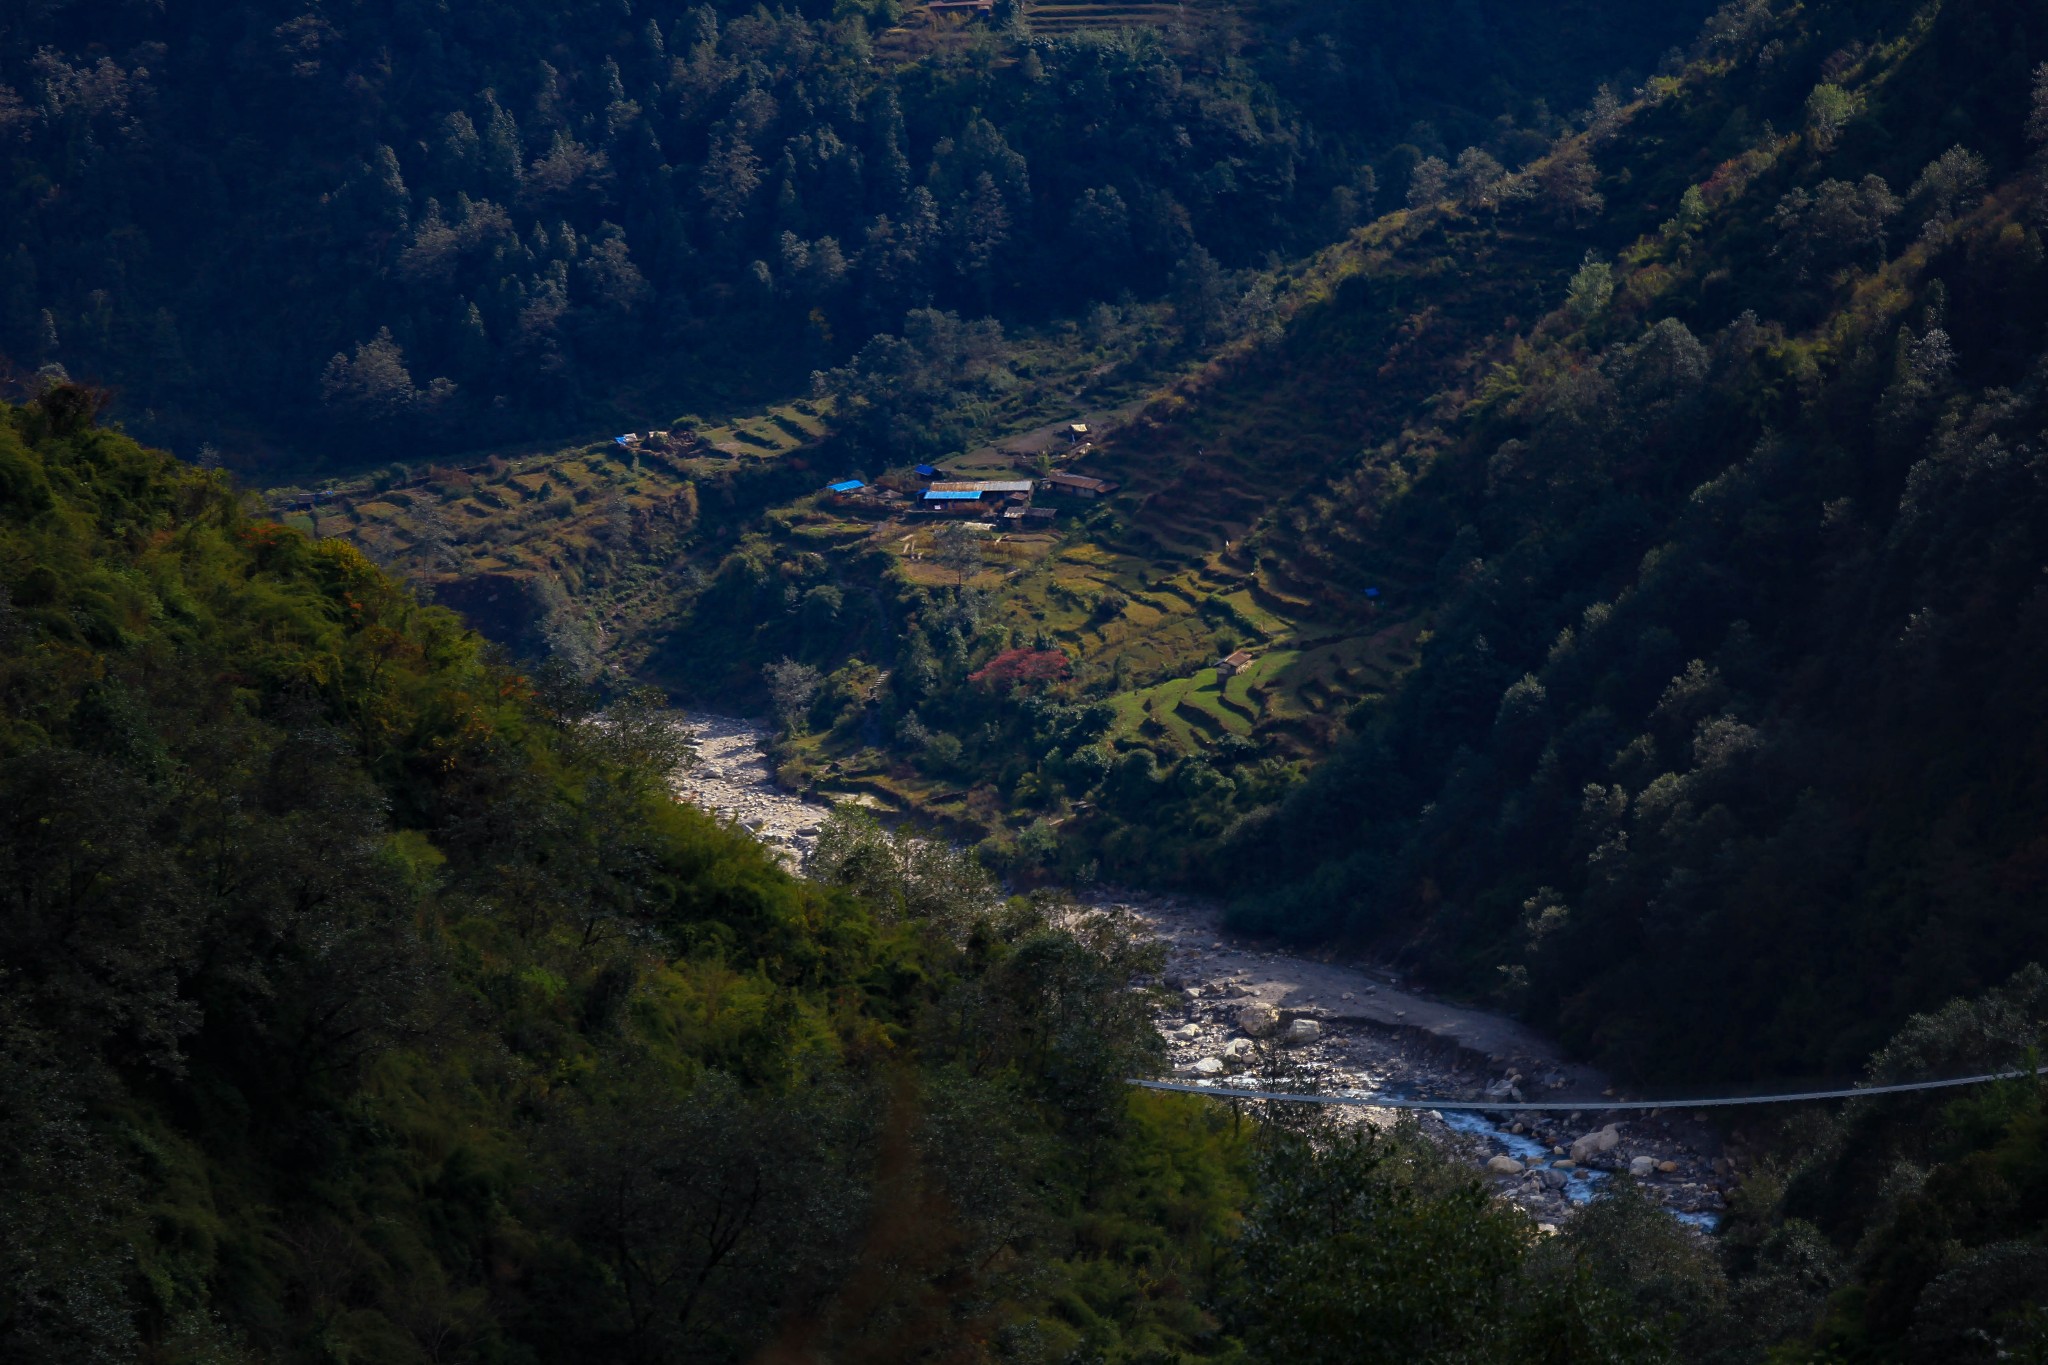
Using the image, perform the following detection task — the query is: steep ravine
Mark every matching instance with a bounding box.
[670,712,1732,1230]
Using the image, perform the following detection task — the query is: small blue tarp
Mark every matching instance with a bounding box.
[923,489,982,501]
[915,464,939,478]
[614,435,632,446]
[1365,587,1382,599]
[827,479,865,493]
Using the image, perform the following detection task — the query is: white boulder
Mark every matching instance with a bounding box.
[1570,1125,1621,1164]
[1236,1002,1281,1038]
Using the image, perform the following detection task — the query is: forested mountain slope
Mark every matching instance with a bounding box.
[0,387,1244,1362]
[0,0,1707,468]
[1213,0,2048,1086]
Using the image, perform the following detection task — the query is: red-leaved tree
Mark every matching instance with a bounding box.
[968,648,1070,692]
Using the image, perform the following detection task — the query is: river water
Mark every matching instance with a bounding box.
[669,711,1727,1231]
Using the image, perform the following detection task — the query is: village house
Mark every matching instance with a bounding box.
[920,479,1035,515]
[1217,649,1256,679]
[1041,471,1120,498]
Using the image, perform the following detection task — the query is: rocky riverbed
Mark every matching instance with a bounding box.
[668,711,1732,1231]
[672,713,835,865]
[1112,889,1730,1230]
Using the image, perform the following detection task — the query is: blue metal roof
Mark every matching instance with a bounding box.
[614,435,632,446]
[923,489,983,501]
[827,479,865,493]
[915,464,939,477]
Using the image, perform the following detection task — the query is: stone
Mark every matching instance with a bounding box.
[1487,1155,1526,1176]
[1222,1037,1256,1063]
[1657,1160,1680,1174]
[1192,1056,1225,1076]
[1552,1159,1576,1171]
[1282,1018,1322,1046]
[1629,1156,1658,1178]
[1570,1124,1621,1164]
[1175,1024,1201,1039]
[1236,1002,1281,1038]
[1538,1168,1569,1190]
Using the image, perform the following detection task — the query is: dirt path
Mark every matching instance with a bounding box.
[668,712,1730,1229]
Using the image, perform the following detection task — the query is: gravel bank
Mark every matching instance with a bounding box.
[667,712,1730,1229]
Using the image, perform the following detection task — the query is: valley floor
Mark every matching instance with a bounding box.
[668,710,1733,1229]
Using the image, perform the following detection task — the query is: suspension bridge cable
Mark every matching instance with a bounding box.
[1130,1063,2048,1112]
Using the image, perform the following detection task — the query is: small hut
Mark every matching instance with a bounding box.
[1216,649,1255,679]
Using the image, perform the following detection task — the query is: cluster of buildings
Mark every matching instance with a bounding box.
[820,462,1122,528]
[911,469,1121,525]
[613,429,700,455]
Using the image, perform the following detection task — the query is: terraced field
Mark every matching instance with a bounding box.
[314,165,1601,844]
[695,401,828,459]
[742,191,1583,789]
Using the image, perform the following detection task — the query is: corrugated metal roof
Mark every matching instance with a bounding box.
[1045,472,1118,492]
[929,480,1033,494]
[827,479,865,493]
[923,490,984,501]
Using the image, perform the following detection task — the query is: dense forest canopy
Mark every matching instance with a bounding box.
[1216,0,2048,1086]
[0,0,1708,468]
[9,0,2048,1358]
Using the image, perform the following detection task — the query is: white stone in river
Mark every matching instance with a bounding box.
[1570,1125,1621,1163]
[1237,1002,1281,1037]
[1282,1018,1322,1046]
[1487,1155,1526,1175]
[1629,1156,1658,1177]
[1193,1056,1225,1076]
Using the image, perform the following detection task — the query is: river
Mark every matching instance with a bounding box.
[670,712,1728,1231]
